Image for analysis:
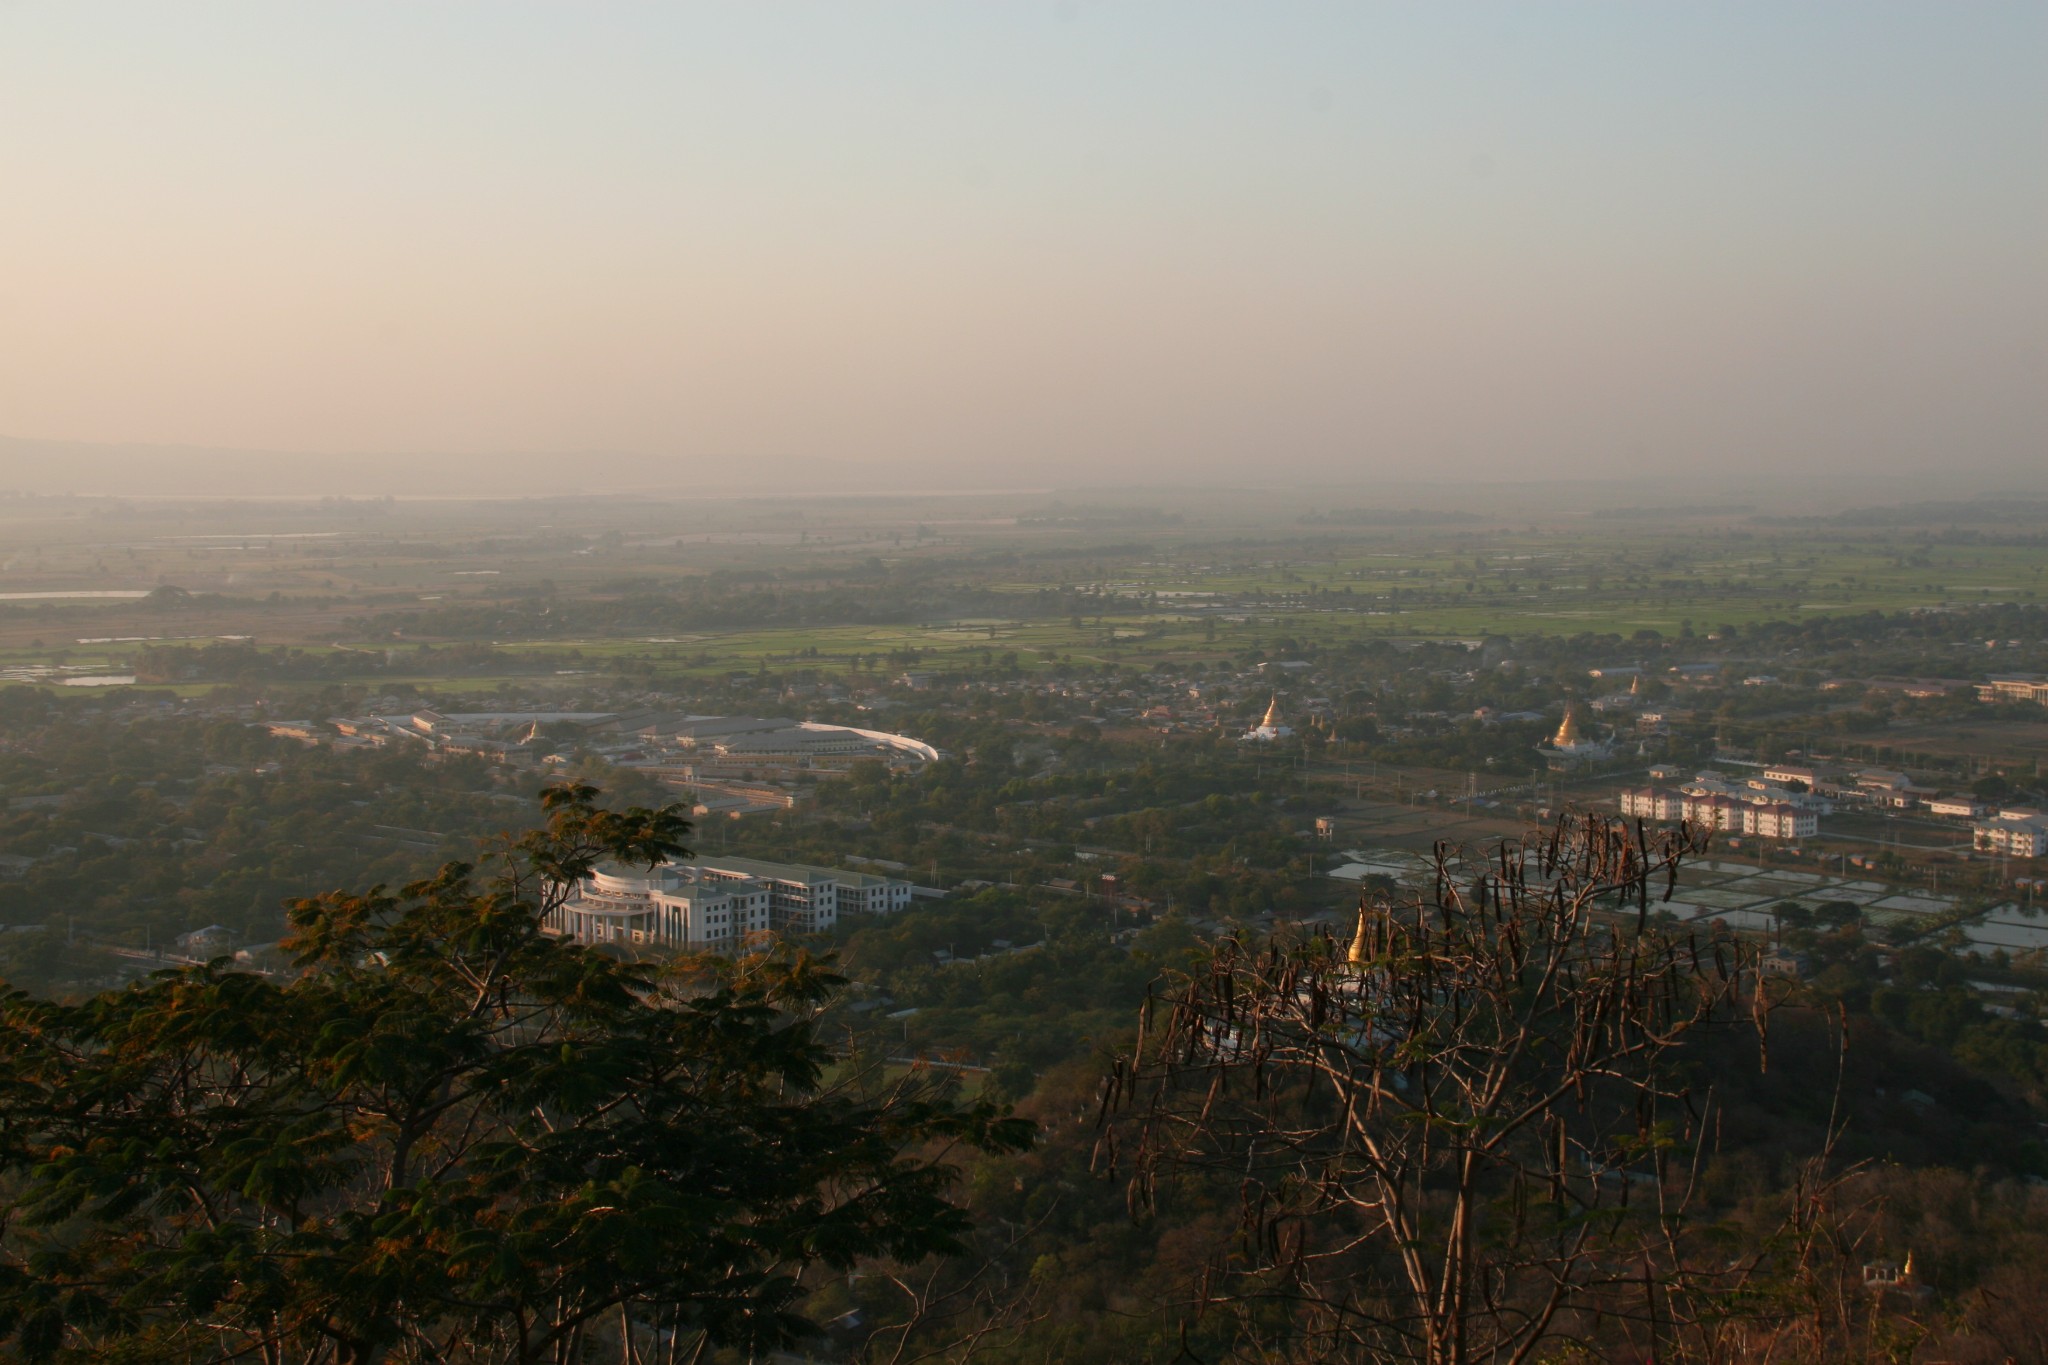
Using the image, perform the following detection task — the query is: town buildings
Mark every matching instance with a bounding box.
[1620,773,1820,840]
[544,855,914,951]
[1852,769,1937,810]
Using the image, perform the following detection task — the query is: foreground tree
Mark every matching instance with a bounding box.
[1100,816,1777,1365]
[0,783,1030,1364]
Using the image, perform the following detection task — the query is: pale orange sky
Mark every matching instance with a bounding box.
[1,3,2043,489]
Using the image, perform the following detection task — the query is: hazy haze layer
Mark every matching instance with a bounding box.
[1,3,2043,493]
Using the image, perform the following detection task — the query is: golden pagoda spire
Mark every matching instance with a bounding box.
[1261,694,1281,729]
[1552,704,1585,749]
[1347,903,1371,965]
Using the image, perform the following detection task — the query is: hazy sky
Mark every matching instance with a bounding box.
[1,3,2043,489]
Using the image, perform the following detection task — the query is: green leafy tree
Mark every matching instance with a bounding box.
[0,783,1030,1364]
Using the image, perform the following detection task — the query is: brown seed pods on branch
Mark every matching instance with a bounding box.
[1102,814,1792,1365]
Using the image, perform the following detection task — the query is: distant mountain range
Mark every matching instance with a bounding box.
[0,435,855,498]
[4,433,2046,510]
[1754,498,2048,527]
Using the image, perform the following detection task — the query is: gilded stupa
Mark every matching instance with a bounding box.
[1551,704,1587,749]
[1540,700,1609,769]
[1240,694,1295,743]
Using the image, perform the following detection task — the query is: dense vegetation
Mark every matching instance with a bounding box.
[0,787,1030,1363]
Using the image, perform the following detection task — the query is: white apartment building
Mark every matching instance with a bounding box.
[1619,788,1685,821]
[1975,819,2048,859]
[1683,794,1746,833]
[1621,786,1741,830]
[1746,803,1818,840]
[1617,787,1817,839]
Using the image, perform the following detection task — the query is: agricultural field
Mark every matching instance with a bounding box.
[3,489,2047,695]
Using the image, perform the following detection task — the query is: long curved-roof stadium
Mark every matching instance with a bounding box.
[334,708,939,776]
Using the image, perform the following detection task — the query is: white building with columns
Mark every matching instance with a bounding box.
[547,862,772,951]
[547,855,913,951]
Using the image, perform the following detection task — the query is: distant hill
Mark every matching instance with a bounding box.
[1298,507,1482,526]
[1756,498,2048,527]
[1587,503,1756,519]
[0,435,851,499]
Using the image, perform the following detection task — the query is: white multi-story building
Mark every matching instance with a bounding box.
[547,863,772,951]
[1681,793,1746,832]
[1619,787,1685,821]
[1975,819,2048,859]
[547,855,914,950]
[1746,803,1817,840]
[1977,676,2048,705]
[693,857,841,934]
[824,867,918,916]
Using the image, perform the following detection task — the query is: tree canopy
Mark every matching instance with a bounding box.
[0,783,1031,1364]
